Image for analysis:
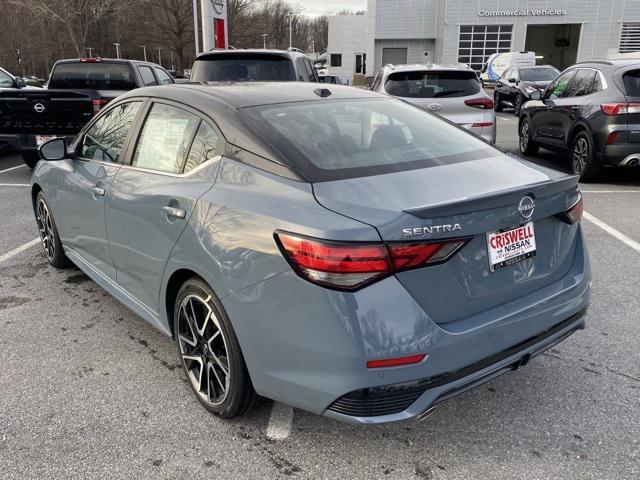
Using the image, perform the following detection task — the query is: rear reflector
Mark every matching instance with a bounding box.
[367,354,426,369]
[601,103,640,115]
[556,193,583,225]
[471,122,494,128]
[606,131,619,145]
[275,231,468,291]
[465,98,494,109]
[92,98,109,114]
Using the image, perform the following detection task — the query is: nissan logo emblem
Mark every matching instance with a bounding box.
[210,0,225,14]
[518,196,535,219]
[34,103,45,113]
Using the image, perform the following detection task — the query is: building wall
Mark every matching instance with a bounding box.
[327,14,368,84]
[374,39,435,71]
[440,0,639,66]
[374,0,438,39]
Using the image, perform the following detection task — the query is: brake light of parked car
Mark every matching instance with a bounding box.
[92,98,109,114]
[80,57,103,63]
[464,98,494,109]
[555,193,583,225]
[601,103,640,115]
[274,231,468,290]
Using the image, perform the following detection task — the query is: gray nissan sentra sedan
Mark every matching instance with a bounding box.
[31,82,590,424]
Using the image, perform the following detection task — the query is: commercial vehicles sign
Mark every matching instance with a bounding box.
[479,9,567,17]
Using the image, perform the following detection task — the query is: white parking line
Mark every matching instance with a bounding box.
[0,238,40,265]
[0,164,26,174]
[266,402,294,440]
[0,183,30,187]
[583,211,640,254]
[581,190,640,194]
[496,114,513,121]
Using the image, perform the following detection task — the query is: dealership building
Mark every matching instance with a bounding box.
[327,0,640,83]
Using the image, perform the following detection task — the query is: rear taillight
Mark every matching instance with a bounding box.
[601,103,640,115]
[92,98,108,114]
[465,98,494,109]
[274,231,468,291]
[556,193,583,224]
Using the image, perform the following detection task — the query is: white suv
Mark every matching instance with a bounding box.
[370,64,496,144]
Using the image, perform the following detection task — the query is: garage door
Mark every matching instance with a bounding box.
[382,48,408,66]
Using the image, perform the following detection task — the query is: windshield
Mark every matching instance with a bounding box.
[48,63,136,90]
[191,54,296,82]
[384,71,480,98]
[240,98,494,182]
[519,68,559,82]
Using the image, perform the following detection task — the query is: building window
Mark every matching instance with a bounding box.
[458,25,513,71]
[620,23,640,53]
[331,54,342,67]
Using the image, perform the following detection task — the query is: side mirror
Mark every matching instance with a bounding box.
[529,90,542,101]
[508,78,517,84]
[14,77,26,89]
[38,138,67,161]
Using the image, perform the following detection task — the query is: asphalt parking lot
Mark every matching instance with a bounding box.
[1,116,639,480]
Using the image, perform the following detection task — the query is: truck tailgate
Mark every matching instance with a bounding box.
[0,89,93,135]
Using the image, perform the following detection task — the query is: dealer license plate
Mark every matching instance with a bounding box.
[486,222,537,272]
[36,135,57,147]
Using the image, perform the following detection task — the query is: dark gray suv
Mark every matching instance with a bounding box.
[519,60,640,180]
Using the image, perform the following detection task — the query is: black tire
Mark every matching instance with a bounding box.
[22,151,39,168]
[571,131,603,181]
[34,191,68,268]
[519,118,539,156]
[494,92,503,112]
[514,94,524,117]
[174,277,257,418]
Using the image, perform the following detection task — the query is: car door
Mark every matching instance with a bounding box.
[530,70,576,147]
[57,100,143,280]
[553,69,597,148]
[105,100,222,312]
[496,68,513,101]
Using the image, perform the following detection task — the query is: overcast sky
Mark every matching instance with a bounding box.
[293,0,368,16]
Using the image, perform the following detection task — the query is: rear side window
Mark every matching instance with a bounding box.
[138,66,158,86]
[132,103,200,173]
[564,69,596,97]
[49,63,136,90]
[191,54,296,82]
[184,122,219,172]
[384,71,480,98]
[0,70,13,88]
[296,58,315,81]
[81,101,141,163]
[623,70,640,96]
[154,68,173,85]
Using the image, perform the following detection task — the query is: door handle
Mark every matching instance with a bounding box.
[162,205,186,220]
[92,186,106,197]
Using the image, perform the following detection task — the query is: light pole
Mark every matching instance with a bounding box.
[311,40,315,60]
[193,0,200,56]
[87,47,94,58]
[139,45,147,61]
[288,14,296,49]
[113,42,120,59]
[157,48,162,66]
[170,50,174,71]
[261,34,268,49]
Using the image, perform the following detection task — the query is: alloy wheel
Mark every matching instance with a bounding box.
[178,294,231,406]
[572,137,589,174]
[36,198,55,262]
[515,96,523,116]
[520,122,529,152]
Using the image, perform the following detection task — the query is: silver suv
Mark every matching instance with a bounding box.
[370,64,496,143]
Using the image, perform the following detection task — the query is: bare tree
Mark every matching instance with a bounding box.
[147,0,194,70]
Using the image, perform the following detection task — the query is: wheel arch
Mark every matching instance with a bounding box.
[164,268,206,339]
[31,183,43,211]
[568,122,593,149]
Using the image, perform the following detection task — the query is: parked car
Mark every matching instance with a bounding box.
[0,67,39,90]
[0,57,174,167]
[190,49,318,82]
[519,60,640,180]
[494,65,560,116]
[318,74,342,84]
[32,82,590,424]
[371,63,496,143]
[480,51,537,87]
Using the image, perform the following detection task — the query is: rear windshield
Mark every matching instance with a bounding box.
[622,70,640,96]
[191,54,296,82]
[385,71,480,98]
[520,68,559,82]
[239,98,494,182]
[49,62,136,90]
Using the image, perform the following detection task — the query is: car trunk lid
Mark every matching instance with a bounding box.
[313,153,581,324]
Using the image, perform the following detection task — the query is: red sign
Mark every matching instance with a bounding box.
[214,18,226,49]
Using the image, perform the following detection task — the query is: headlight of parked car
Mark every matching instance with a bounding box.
[524,86,539,95]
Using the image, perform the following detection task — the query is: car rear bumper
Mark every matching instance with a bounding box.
[222,226,590,424]
[603,143,640,166]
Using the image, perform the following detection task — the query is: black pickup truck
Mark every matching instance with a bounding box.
[0,58,173,167]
